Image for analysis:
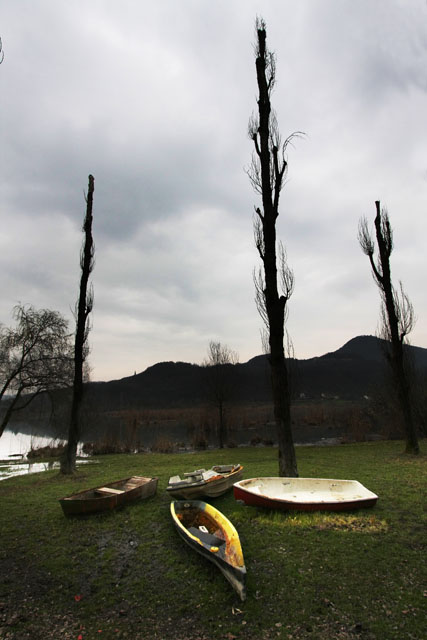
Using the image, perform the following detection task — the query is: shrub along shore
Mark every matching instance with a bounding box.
[0,440,425,640]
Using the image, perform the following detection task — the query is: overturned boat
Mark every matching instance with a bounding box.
[233,477,378,512]
[166,464,243,499]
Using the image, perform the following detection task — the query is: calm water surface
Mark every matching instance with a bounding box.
[0,430,91,481]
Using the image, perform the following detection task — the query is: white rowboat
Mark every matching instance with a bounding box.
[233,477,378,511]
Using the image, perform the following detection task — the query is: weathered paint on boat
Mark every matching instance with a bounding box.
[233,477,378,512]
[171,499,246,600]
[166,464,243,499]
[59,476,158,515]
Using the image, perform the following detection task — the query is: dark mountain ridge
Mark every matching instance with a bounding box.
[86,335,427,410]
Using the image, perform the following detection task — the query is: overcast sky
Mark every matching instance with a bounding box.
[1,0,426,381]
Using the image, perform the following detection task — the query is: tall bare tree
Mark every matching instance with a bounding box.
[202,341,239,448]
[0,305,73,437]
[247,18,299,476]
[61,175,95,474]
[358,201,420,454]
[0,37,4,64]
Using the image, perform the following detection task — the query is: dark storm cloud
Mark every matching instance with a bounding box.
[1,0,426,380]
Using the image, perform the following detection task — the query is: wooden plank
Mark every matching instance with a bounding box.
[95,487,125,495]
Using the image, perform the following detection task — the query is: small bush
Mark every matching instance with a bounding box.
[134,444,147,453]
[151,437,175,454]
[191,426,209,450]
[81,441,136,455]
[303,405,326,426]
[193,436,208,450]
[27,444,65,459]
[82,442,95,454]
[250,435,262,446]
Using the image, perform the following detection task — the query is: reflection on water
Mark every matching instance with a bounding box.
[0,429,95,481]
[0,430,65,459]
[0,459,96,481]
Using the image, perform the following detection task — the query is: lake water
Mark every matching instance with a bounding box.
[0,430,62,459]
[0,429,91,481]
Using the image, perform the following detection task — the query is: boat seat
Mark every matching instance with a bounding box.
[212,464,236,473]
[168,476,202,488]
[95,487,125,495]
[123,480,140,488]
[188,527,225,547]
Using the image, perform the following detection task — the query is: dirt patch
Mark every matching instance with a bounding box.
[0,552,79,639]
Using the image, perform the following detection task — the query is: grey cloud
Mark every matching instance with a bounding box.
[1,0,427,380]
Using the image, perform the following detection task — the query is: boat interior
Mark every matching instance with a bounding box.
[95,486,125,495]
[188,526,226,548]
[238,478,374,502]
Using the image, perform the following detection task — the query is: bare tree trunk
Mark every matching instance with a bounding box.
[248,20,298,476]
[61,175,95,474]
[270,323,297,475]
[359,201,419,455]
[218,399,225,449]
[202,341,238,450]
[397,360,419,454]
[373,205,419,454]
[0,389,23,437]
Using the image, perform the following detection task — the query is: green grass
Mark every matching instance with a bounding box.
[0,441,425,639]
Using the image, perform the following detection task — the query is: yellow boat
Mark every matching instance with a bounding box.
[171,499,246,600]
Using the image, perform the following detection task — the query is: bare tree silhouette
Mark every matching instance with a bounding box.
[359,201,420,454]
[202,341,239,448]
[61,175,95,473]
[0,305,73,437]
[247,18,301,476]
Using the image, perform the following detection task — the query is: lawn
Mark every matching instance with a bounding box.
[0,440,425,640]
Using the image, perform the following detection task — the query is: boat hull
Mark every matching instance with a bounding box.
[60,476,158,515]
[171,500,246,600]
[167,465,243,499]
[233,477,378,512]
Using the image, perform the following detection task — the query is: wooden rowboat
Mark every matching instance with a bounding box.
[59,476,158,516]
[233,477,378,512]
[166,464,243,499]
[171,499,246,600]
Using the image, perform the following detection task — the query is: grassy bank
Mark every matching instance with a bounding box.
[0,441,425,640]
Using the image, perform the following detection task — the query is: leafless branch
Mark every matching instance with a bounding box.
[285,329,294,360]
[395,281,416,342]
[376,202,393,257]
[253,211,265,260]
[260,326,270,356]
[246,150,263,195]
[358,217,374,256]
[253,266,269,329]
[203,341,239,367]
[278,241,294,304]
[358,216,383,285]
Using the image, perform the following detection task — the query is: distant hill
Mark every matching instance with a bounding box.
[93,361,205,408]
[84,335,427,410]
[295,335,427,398]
